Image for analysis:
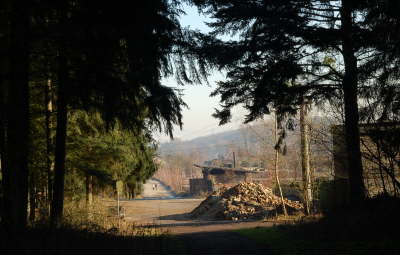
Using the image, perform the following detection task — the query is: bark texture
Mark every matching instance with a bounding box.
[340,0,366,204]
[274,114,287,216]
[1,0,31,231]
[50,52,68,227]
[45,78,53,209]
[86,174,93,207]
[300,103,313,214]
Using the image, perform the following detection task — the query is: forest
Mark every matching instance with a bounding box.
[1,0,400,255]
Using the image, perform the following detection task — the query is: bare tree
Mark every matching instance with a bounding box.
[300,103,312,215]
[274,113,287,216]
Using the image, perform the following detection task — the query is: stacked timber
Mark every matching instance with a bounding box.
[191,182,303,220]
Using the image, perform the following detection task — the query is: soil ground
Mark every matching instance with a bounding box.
[117,178,276,233]
[112,178,274,254]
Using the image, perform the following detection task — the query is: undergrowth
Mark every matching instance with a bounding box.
[0,196,184,255]
[236,194,400,255]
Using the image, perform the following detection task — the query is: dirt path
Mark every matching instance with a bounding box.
[118,197,272,254]
[119,198,202,224]
[176,231,270,255]
[115,182,272,254]
[141,178,176,198]
[119,194,275,234]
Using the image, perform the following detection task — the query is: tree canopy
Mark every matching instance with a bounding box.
[189,0,400,203]
[1,0,207,230]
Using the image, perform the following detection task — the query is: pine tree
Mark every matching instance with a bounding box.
[2,0,203,228]
[190,0,400,204]
[0,0,31,232]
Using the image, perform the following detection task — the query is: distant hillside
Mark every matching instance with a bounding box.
[158,116,333,179]
[158,115,332,161]
[158,128,252,159]
[157,120,302,160]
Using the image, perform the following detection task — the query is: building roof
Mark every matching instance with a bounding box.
[193,164,262,174]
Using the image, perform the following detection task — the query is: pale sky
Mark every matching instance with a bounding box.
[155,5,245,142]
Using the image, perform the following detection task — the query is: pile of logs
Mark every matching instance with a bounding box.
[191,182,303,220]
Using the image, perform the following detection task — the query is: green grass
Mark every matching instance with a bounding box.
[235,224,397,255]
[0,226,186,255]
[236,195,400,255]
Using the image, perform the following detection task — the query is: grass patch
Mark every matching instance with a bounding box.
[236,225,397,255]
[0,226,186,255]
[235,195,400,255]
[1,197,186,255]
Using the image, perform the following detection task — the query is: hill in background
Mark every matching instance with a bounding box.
[158,128,259,160]
[158,116,332,175]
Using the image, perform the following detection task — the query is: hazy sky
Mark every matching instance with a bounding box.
[155,5,245,142]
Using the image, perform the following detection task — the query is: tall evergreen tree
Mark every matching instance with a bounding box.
[190,0,400,204]
[2,0,203,228]
[46,0,199,225]
[0,0,31,232]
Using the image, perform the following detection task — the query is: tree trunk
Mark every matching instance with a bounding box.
[0,0,30,232]
[0,84,8,226]
[0,0,9,225]
[28,171,36,223]
[45,78,53,211]
[85,174,93,207]
[340,0,366,204]
[274,114,287,216]
[300,103,312,215]
[376,141,387,194]
[50,52,68,228]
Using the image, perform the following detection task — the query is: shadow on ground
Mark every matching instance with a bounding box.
[175,230,271,255]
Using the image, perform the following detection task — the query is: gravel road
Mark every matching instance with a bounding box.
[113,178,272,254]
[140,178,176,199]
